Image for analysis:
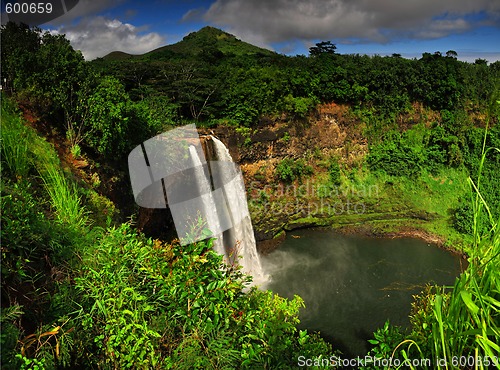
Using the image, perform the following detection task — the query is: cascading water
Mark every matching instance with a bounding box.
[204,136,266,284]
[129,124,265,284]
[188,146,226,257]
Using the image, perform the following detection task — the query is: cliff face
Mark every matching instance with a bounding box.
[206,103,366,164]
[198,103,370,250]
[137,102,460,253]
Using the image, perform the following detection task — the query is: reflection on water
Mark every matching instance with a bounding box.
[261,229,463,357]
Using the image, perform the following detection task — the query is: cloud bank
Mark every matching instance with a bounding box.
[203,0,500,47]
[48,17,165,60]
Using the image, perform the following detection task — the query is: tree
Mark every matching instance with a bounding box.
[309,41,336,57]
[490,61,500,73]
[446,50,458,59]
[66,71,98,149]
[0,22,41,91]
[161,61,218,120]
[84,75,131,155]
[34,32,87,133]
[0,21,88,130]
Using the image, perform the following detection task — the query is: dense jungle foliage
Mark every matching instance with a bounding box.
[1,95,334,368]
[1,22,499,368]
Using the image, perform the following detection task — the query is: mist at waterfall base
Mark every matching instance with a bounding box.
[160,134,461,357]
[261,229,464,357]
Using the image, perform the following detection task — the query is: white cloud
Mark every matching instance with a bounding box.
[202,0,500,45]
[453,51,500,64]
[44,0,126,26]
[416,18,471,39]
[48,17,165,60]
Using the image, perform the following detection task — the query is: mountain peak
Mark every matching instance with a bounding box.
[180,26,237,46]
[152,26,274,58]
[102,26,275,61]
[191,26,231,37]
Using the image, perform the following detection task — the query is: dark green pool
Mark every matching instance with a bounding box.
[262,229,464,357]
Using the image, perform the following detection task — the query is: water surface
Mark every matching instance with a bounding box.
[261,229,464,357]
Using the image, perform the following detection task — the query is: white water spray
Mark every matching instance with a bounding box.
[188,146,226,257]
[209,137,266,284]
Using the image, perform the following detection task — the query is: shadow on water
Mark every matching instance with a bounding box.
[261,229,463,357]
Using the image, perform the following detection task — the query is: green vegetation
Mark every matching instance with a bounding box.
[327,157,341,186]
[1,21,499,368]
[275,158,314,183]
[74,224,331,369]
[1,100,31,178]
[364,142,500,369]
[91,26,500,127]
[142,26,275,59]
[1,96,334,368]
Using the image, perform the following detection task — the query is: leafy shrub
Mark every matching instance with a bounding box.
[328,158,341,186]
[1,183,80,369]
[1,305,23,367]
[71,224,335,369]
[275,158,296,183]
[367,124,468,178]
[363,320,405,367]
[235,126,253,146]
[84,76,131,156]
[425,124,463,171]
[282,94,317,118]
[367,139,423,177]
[84,189,118,228]
[1,181,50,282]
[275,158,314,183]
[69,144,81,158]
[452,197,490,236]
[459,127,500,230]
[132,94,178,134]
[452,201,474,234]
[224,100,260,127]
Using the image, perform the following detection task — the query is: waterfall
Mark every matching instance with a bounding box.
[129,124,266,284]
[208,137,266,284]
[188,146,226,257]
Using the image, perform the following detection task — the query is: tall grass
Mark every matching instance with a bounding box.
[30,133,88,229]
[391,135,500,369]
[38,163,88,229]
[1,98,31,178]
[425,149,500,369]
[1,94,87,229]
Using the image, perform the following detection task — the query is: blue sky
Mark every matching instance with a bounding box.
[29,0,500,62]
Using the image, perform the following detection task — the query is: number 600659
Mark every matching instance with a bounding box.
[5,2,53,14]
